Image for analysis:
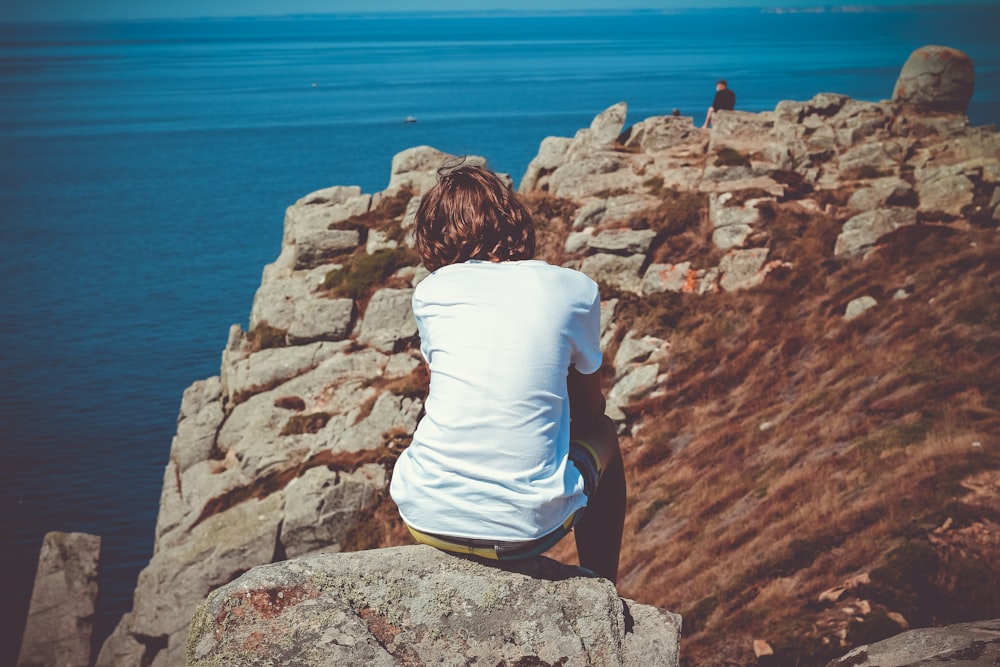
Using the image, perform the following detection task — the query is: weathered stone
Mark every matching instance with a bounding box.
[614,331,668,381]
[835,208,918,258]
[170,377,224,473]
[520,136,573,192]
[188,546,682,667]
[221,341,349,407]
[586,228,657,256]
[217,348,390,478]
[579,253,645,294]
[284,186,369,270]
[249,264,356,344]
[387,145,469,194]
[719,248,770,292]
[607,364,660,419]
[844,295,878,321]
[847,177,912,212]
[828,618,1000,667]
[624,115,700,152]
[565,230,594,255]
[892,45,976,114]
[356,287,418,354]
[642,262,693,294]
[572,198,608,228]
[280,464,386,558]
[581,101,629,148]
[710,193,766,250]
[916,164,976,216]
[17,532,101,667]
[547,155,637,198]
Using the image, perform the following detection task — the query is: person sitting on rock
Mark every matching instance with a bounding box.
[702,78,736,129]
[389,162,626,584]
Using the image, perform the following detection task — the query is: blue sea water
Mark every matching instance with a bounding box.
[1,8,998,659]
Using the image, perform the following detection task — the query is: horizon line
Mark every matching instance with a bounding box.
[1,4,997,25]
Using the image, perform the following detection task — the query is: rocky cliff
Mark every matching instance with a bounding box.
[79,45,1000,666]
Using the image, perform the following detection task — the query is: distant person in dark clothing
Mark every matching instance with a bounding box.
[702,79,736,129]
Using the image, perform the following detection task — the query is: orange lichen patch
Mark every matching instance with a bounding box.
[360,607,404,646]
[245,585,318,619]
[213,585,320,642]
[682,268,700,293]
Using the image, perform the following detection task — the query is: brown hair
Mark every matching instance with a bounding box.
[414,163,536,272]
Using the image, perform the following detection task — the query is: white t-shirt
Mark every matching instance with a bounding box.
[389,259,603,541]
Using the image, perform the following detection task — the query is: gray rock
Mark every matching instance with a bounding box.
[171,377,224,473]
[520,135,573,192]
[356,287,418,354]
[17,531,101,667]
[642,262,692,294]
[916,164,976,216]
[623,115,699,152]
[614,331,668,382]
[892,45,976,114]
[572,198,609,229]
[838,138,906,177]
[188,545,681,667]
[587,228,658,256]
[845,295,878,321]
[284,186,370,270]
[548,155,635,198]
[221,340,349,407]
[249,264,356,344]
[387,145,457,194]
[827,618,1000,667]
[835,208,918,258]
[719,248,770,292]
[280,464,386,558]
[847,177,912,212]
[587,101,628,146]
[710,193,767,250]
[565,230,594,255]
[610,364,660,405]
[217,347,391,478]
[579,253,645,294]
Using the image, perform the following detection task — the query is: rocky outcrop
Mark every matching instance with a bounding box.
[17,532,100,667]
[827,618,1000,666]
[87,44,999,666]
[188,545,681,666]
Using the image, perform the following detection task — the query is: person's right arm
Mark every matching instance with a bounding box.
[568,365,606,432]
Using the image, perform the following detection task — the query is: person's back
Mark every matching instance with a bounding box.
[388,163,625,583]
[393,259,600,540]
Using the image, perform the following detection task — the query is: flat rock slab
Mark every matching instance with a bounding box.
[188,545,681,667]
[828,618,1000,667]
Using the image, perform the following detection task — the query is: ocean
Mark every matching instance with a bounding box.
[1,7,998,660]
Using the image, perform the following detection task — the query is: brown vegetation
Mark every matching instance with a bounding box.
[551,207,1000,665]
[341,170,999,666]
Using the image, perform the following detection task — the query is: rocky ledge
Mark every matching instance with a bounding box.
[187,545,681,666]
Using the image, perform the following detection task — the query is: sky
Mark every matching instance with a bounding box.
[0,0,993,22]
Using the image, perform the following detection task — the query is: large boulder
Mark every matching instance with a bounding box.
[827,618,1000,666]
[892,45,975,114]
[188,545,682,667]
[17,532,101,667]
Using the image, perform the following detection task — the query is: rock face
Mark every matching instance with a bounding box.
[893,45,975,114]
[827,618,1000,666]
[187,545,682,667]
[90,44,1000,667]
[17,531,101,667]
